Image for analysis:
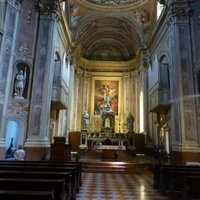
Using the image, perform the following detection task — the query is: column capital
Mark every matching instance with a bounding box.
[167,1,191,24]
[7,0,23,10]
[38,0,60,20]
[142,49,152,68]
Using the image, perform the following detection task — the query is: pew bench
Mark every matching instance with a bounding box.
[0,160,82,188]
[154,164,200,196]
[0,170,72,200]
[0,189,55,200]
[169,170,200,200]
[0,178,65,200]
[182,175,200,200]
[0,165,77,200]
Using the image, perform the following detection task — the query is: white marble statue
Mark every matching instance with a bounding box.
[82,110,89,130]
[127,112,134,133]
[14,68,27,98]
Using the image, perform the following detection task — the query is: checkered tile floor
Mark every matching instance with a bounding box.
[77,172,170,200]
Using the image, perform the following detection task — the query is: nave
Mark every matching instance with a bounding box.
[76,151,170,200]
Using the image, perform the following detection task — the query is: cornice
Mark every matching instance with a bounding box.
[76,56,140,73]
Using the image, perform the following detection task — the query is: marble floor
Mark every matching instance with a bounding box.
[76,151,170,200]
[76,172,170,200]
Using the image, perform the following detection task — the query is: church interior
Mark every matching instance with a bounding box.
[0,0,200,199]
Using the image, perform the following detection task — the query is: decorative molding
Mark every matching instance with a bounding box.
[183,100,192,112]
[83,0,147,7]
[31,96,42,105]
[27,9,32,25]
[14,42,31,61]
[25,138,50,147]
[7,100,28,120]
[38,1,60,20]
[142,50,151,68]
[172,144,200,153]
[40,12,59,20]
[167,2,191,23]
[7,0,23,10]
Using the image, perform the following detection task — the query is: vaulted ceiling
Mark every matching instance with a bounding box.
[67,0,157,70]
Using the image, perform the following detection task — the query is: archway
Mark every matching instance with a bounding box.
[5,120,25,159]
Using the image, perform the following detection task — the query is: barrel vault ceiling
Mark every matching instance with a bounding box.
[67,0,157,71]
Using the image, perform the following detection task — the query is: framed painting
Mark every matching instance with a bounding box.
[94,79,119,115]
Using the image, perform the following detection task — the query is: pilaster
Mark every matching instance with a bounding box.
[169,0,200,163]
[68,62,75,132]
[25,6,58,152]
[74,67,83,131]
[0,0,20,148]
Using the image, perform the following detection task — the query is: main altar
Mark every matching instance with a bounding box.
[81,80,136,154]
[86,108,128,150]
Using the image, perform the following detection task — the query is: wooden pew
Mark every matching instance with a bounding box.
[153,163,161,189]
[0,189,55,200]
[169,170,200,200]
[0,170,72,200]
[0,160,82,188]
[157,164,200,195]
[0,178,65,200]
[182,175,200,200]
[0,164,77,199]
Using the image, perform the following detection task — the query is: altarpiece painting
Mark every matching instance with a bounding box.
[94,80,118,115]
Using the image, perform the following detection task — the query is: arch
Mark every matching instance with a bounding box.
[77,12,145,42]
[5,119,26,158]
[75,12,145,61]
[158,50,172,67]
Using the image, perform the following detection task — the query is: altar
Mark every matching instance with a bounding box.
[94,144,126,151]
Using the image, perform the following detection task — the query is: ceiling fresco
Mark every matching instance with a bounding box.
[68,0,157,65]
[84,0,147,6]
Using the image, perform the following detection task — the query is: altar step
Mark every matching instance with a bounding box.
[82,161,153,174]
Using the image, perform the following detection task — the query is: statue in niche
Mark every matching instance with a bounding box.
[82,111,89,130]
[127,112,134,133]
[14,68,27,99]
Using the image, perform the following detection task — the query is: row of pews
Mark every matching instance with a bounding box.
[154,162,200,200]
[0,160,82,200]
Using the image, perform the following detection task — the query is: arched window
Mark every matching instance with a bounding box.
[140,91,144,133]
[5,121,19,150]
[157,2,165,20]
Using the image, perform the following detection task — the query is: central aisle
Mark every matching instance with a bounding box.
[76,150,170,200]
[77,172,170,200]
